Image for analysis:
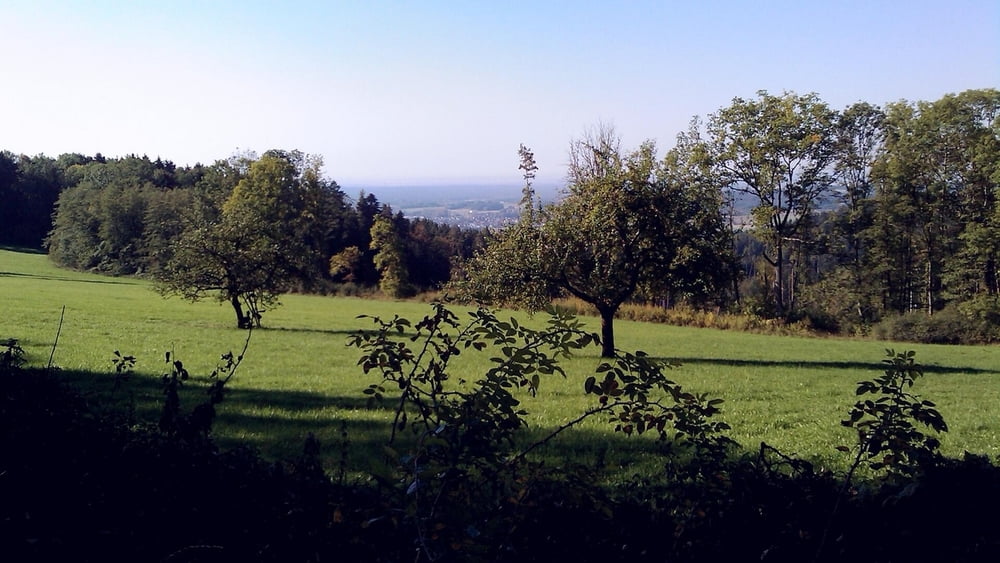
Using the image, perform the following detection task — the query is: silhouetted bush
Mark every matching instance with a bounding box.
[4,320,1000,562]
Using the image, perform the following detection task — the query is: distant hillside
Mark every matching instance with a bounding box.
[344,182,562,208]
[343,182,564,228]
[341,182,847,229]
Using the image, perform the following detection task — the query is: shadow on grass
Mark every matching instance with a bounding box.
[53,367,401,469]
[50,365,716,476]
[57,366,390,421]
[0,270,141,285]
[661,357,1000,376]
[261,326,365,337]
[0,244,45,254]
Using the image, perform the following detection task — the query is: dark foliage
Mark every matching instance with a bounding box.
[4,319,1000,562]
[874,303,1000,344]
[4,368,1000,561]
[27,150,481,299]
[1,361,387,562]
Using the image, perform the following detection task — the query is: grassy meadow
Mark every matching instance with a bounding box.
[3,248,999,476]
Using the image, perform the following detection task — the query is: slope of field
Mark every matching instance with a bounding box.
[3,248,999,473]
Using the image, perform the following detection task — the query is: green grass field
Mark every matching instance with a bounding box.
[3,248,999,475]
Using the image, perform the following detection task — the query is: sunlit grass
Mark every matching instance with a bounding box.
[3,248,999,476]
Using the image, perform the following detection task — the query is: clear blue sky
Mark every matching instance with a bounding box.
[2,0,997,187]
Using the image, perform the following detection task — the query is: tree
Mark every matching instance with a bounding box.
[45,154,205,274]
[804,102,887,327]
[457,144,552,311]
[161,220,282,329]
[369,213,410,298]
[0,151,24,245]
[659,118,742,306]
[934,90,1000,302]
[870,100,954,315]
[329,245,364,283]
[706,91,837,315]
[142,187,197,273]
[47,160,147,273]
[867,91,1000,315]
[402,219,468,290]
[0,153,65,248]
[157,151,339,328]
[833,102,885,270]
[251,150,352,289]
[517,143,540,224]
[464,130,734,357]
[46,173,101,270]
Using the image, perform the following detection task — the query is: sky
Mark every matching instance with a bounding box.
[2,0,998,189]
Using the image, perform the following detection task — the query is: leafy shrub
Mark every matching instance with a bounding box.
[347,303,736,560]
[957,296,1000,343]
[323,281,377,298]
[873,303,999,344]
[1,338,25,374]
[794,268,879,336]
[786,307,841,334]
[839,349,947,477]
[5,312,1000,562]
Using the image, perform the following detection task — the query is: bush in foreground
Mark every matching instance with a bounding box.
[3,311,1000,561]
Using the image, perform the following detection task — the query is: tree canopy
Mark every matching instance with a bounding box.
[156,151,349,328]
[705,91,838,314]
[462,130,735,357]
[12,87,1000,343]
[35,149,481,326]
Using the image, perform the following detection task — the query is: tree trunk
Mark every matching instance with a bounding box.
[987,256,998,296]
[774,236,786,315]
[598,305,616,358]
[926,261,934,316]
[230,294,250,329]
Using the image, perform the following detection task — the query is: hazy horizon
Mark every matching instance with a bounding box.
[339,180,564,208]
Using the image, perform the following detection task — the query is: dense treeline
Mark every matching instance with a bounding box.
[0,151,93,248]
[461,88,1000,343]
[722,88,1000,341]
[0,150,481,322]
[5,313,1000,562]
[5,88,998,341]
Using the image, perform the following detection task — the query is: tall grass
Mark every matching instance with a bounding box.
[4,249,1000,474]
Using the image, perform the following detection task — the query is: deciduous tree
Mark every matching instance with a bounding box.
[464,130,734,357]
[370,213,410,298]
[868,91,1000,314]
[157,151,341,328]
[706,91,837,315]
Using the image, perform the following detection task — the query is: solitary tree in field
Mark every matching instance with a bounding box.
[157,151,343,328]
[464,129,734,357]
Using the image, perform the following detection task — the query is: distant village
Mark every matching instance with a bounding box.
[399,200,521,229]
